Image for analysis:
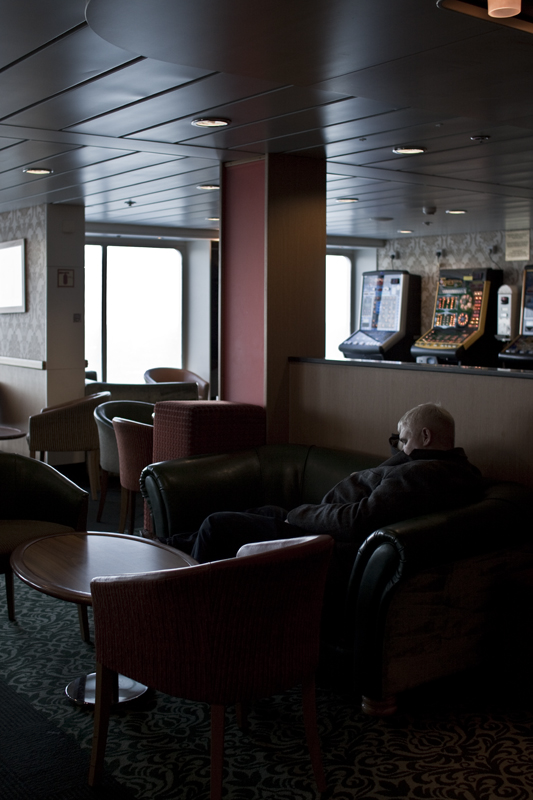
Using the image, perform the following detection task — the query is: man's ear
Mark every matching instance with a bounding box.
[421,427,432,447]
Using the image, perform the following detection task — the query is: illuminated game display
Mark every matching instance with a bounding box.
[498,267,533,366]
[339,270,421,361]
[411,268,502,365]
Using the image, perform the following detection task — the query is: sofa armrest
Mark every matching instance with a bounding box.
[140,451,265,539]
[345,480,531,703]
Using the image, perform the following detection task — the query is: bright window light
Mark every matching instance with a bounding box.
[325,255,352,360]
[85,244,183,383]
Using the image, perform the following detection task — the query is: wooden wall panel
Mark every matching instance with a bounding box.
[289,360,533,487]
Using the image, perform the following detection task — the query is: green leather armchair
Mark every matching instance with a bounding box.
[1,452,88,621]
[140,444,532,713]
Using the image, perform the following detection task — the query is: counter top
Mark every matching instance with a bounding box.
[289,356,533,380]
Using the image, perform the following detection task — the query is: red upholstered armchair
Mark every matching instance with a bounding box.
[88,535,334,798]
[112,418,154,535]
[152,400,266,463]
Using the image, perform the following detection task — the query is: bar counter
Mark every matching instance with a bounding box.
[288,356,533,487]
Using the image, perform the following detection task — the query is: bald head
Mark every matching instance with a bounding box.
[397,403,455,455]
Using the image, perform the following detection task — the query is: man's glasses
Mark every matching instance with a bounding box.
[389,434,404,451]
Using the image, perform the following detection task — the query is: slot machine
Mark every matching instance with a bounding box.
[411,267,502,366]
[498,267,533,367]
[339,270,421,361]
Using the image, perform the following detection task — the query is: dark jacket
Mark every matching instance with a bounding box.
[286,448,483,543]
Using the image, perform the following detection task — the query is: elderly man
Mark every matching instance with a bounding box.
[169,403,483,563]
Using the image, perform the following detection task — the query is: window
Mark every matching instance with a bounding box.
[325,254,352,360]
[85,244,183,382]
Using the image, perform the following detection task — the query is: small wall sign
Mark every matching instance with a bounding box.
[57,269,75,287]
[505,230,530,262]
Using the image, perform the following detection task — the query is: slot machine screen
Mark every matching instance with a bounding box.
[521,269,533,335]
[360,272,403,333]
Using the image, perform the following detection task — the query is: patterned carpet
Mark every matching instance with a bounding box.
[1,466,533,799]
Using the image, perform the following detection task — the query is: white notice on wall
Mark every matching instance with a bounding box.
[505,230,530,262]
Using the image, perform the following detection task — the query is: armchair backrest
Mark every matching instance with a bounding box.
[95,401,154,473]
[0,452,88,527]
[91,534,334,704]
[144,367,209,400]
[85,381,198,403]
[112,417,154,493]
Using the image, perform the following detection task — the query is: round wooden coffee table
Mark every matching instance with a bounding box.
[10,531,196,705]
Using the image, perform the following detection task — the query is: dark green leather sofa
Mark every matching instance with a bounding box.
[140,444,532,713]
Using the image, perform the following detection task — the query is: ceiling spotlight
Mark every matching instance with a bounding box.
[392,146,427,155]
[423,206,437,215]
[446,209,467,214]
[197,184,220,191]
[487,0,521,17]
[336,197,359,203]
[191,118,230,128]
[23,167,53,175]
[397,229,414,234]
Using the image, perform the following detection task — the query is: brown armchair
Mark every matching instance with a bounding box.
[144,367,210,399]
[27,392,111,500]
[88,535,334,798]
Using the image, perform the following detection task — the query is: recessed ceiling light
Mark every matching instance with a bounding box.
[23,167,53,175]
[392,146,427,155]
[197,184,220,191]
[206,217,220,222]
[446,209,467,214]
[397,229,414,234]
[336,197,359,203]
[191,118,230,128]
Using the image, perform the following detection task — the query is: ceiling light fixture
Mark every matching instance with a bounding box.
[206,217,220,222]
[336,197,359,203]
[125,199,136,206]
[487,0,521,17]
[446,209,467,214]
[197,184,219,191]
[191,118,230,128]
[397,229,414,234]
[471,134,491,143]
[392,146,427,155]
[23,167,53,175]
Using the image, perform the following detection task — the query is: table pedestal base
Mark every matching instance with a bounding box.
[66,672,147,706]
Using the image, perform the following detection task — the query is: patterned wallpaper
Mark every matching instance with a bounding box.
[377,230,529,334]
[0,205,46,360]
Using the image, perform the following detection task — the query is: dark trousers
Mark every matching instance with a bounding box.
[167,506,304,563]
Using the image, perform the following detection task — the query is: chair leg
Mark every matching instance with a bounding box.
[78,604,90,642]
[118,487,129,534]
[302,675,327,792]
[88,662,114,786]
[210,704,225,800]
[129,492,137,535]
[96,469,109,522]
[87,450,100,501]
[5,568,15,621]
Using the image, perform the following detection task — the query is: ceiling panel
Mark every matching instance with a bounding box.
[67,72,284,138]
[4,59,213,130]
[0,0,532,238]
[0,25,134,120]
